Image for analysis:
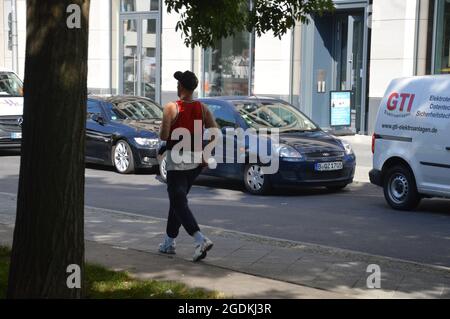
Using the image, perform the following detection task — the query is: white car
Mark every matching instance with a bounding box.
[370,75,450,210]
[0,69,23,149]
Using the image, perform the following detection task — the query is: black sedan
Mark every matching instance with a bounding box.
[86,96,162,174]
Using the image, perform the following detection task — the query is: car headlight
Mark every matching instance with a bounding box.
[278,145,303,159]
[341,140,354,155]
[134,137,160,148]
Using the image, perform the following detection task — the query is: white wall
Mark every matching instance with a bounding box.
[0,0,12,70]
[16,0,25,78]
[111,0,119,94]
[254,31,291,100]
[0,0,111,92]
[367,0,421,134]
[369,0,419,98]
[161,4,192,105]
[87,0,111,93]
[0,0,26,77]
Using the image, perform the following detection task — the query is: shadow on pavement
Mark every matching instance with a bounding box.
[195,175,357,197]
[0,150,21,157]
[83,231,450,299]
[85,163,157,175]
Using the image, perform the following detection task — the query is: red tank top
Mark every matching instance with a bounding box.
[166,100,204,150]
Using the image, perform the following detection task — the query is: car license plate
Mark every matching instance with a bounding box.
[11,132,22,139]
[315,162,343,171]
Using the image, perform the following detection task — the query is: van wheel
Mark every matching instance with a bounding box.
[244,164,271,195]
[383,165,421,211]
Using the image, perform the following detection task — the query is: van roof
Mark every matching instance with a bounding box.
[391,74,450,82]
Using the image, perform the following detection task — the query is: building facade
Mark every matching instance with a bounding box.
[0,0,448,134]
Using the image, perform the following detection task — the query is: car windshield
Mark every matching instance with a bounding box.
[233,100,318,132]
[109,100,163,121]
[0,72,23,97]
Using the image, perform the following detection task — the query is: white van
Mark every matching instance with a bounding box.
[0,69,23,149]
[370,75,450,210]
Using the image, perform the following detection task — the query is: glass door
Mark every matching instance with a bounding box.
[434,0,450,74]
[141,18,158,99]
[347,14,364,133]
[120,14,160,102]
[335,13,364,132]
[121,17,139,96]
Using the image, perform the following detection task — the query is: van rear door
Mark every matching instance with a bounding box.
[414,77,450,194]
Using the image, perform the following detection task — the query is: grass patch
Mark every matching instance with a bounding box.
[0,246,221,299]
[0,246,10,299]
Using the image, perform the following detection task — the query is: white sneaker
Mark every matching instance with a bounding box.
[193,238,213,262]
[158,242,176,255]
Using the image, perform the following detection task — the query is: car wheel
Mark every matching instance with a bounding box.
[244,164,271,195]
[383,165,421,211]
[326,184,348,192]
[113,140,135,174]
[158,151,168,183]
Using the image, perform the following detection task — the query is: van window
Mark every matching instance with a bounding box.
[0,72,23,97]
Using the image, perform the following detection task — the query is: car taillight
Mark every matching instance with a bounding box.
[372,134,376,154]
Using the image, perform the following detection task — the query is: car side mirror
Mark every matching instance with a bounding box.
[92,114,105,125]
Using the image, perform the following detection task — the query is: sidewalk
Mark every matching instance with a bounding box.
[1,192,450,299]
[338,134,372,183]
[0,224,342,299]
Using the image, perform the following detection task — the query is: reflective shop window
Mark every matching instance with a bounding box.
[435,0,450,74]
[203,32,254,97]
[121,0,159,12]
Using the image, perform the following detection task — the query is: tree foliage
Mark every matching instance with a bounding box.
[165,0,335,48]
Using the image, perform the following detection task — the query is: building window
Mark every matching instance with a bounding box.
[146,48,156,57]
[147,19,156,33]
[126,19,137,32]
[121,0,159,12]
[203,32,254,97]
[434,0,450,74]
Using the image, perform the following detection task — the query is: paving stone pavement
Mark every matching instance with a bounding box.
[1,192,450,299]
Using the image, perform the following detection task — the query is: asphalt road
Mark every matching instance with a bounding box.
[1,149,450,267]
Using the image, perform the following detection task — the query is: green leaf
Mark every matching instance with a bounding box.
[165,0,334,48]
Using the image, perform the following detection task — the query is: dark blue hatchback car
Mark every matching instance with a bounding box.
[159,96,356,195]
[86,96,162,174]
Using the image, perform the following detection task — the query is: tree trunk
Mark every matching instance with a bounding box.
[7,0,90,298]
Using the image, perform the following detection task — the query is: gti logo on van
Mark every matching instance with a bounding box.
[385,93,416,118]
